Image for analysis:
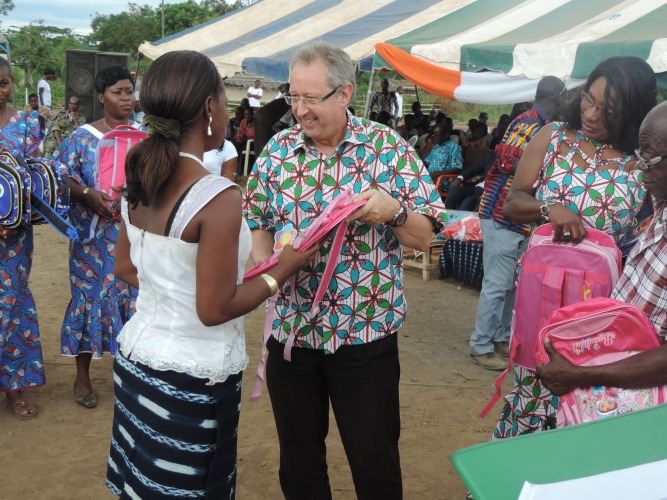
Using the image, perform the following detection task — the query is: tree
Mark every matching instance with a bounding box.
[6,22,87,87]
[0,0,14,16]
[90,0,255,53]
[90,4,160,54]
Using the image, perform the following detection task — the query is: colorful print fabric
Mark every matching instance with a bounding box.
[493,123,645,438]
[479,105,549,235]
[535,122,645,242]
[56,126,138,358]
[0,111,44,392]
[245,114,446,354]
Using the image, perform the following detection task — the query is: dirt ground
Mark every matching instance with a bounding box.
[0,225,512,500]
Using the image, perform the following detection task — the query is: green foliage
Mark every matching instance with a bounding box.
[5,23,87,107]
[89,0,252,53]
[0,0,14,16]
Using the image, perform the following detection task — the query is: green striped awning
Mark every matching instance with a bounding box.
[373,0,667,83]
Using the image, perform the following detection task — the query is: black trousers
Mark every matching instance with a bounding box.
[266,334,402,500]
[445,185,483,211]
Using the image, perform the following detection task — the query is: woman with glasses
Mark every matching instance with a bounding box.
[493,56,657,439]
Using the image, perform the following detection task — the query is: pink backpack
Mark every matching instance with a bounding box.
[479,224,622,418]
[246,189,367,402]
[84,124,146,240]
[511,224,622,370]
[534,297,665,426]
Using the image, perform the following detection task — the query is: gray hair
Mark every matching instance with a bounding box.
[290,41,356,100]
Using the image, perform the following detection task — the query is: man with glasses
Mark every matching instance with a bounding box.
[537,101,667,396]
[244,41,445,500]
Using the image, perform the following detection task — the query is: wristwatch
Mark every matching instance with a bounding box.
[387,201,408,228]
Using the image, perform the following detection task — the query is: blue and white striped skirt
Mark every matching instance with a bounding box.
[106,352,242,499]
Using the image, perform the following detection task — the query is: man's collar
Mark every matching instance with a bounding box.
[292,111,368,152]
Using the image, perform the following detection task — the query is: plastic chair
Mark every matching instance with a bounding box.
[434,173,461,199]
[242,139,255,177]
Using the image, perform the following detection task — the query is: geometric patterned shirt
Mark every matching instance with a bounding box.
[479,104,550,235]
[244,113,446,354]
[612,199,667,337]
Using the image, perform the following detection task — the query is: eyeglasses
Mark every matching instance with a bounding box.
[634,147,667,171]
[581,89,616,118]
[284,86,340,106]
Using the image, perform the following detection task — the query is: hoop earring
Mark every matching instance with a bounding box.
[207,116,212,137]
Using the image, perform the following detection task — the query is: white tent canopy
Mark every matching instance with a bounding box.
[139,0,447,81]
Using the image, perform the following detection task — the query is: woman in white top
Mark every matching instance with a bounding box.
[203,138,238,180]
[106,50,318,499]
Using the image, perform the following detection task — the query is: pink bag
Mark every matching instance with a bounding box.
[84,124,146,240]
[247,188,367,402]
[480,224,622,418]
[94,125,146,200]
[534,297,666,426]
[511,224,621,370]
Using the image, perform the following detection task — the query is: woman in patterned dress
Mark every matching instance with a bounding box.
[0,58,43,418]
[495,56,658,439]
[56,65,142,409]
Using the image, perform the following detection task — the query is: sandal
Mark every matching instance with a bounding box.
[7,399,38,419]
[74,383,97,409]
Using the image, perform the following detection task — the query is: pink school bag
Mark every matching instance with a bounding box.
[83,124,146,240]
[511,224,622,370]
[246,188,367,402]
[534,297,666,426]
[479,224,621,418]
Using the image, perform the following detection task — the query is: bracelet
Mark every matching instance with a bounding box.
[539,200,558,222]
[82,187,90,197]
[260,273,279,296]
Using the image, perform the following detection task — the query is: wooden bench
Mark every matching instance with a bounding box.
[403,243,444,281]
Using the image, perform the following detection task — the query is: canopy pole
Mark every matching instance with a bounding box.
[363,68,376,119]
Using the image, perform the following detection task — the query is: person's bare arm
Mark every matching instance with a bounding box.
[221,157,238,182]
[503,126,586,242]
[115,220,139,288]
[69,178,114,220]
[195,189,318,326]
[537,340,667,395]
[250,228,275,265]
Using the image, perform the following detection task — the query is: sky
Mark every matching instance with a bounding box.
[2,0,175,36]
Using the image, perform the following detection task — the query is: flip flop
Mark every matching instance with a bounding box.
[74,383,97,409]
[7,400,38,420]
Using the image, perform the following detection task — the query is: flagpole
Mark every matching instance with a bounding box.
[161,0,165,39]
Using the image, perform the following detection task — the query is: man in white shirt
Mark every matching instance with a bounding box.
[37,68,55,109]
[395,86,404,124]
[247,79,263,108]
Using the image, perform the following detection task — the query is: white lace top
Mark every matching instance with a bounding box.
[118,175,251,384]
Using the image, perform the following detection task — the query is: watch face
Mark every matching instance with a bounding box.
[394,208,408,227]
[388,203,407,227]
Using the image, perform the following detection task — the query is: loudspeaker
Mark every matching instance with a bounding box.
[65,50,131,123]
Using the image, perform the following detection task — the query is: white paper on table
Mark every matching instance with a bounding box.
[517,459,667,500]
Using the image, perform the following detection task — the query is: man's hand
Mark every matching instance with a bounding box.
[348,190,400,226]
[536,339,581,396]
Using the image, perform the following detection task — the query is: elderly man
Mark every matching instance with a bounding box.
[244,41,445,500]
[43,95,86,157]
[537,101,667,392]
